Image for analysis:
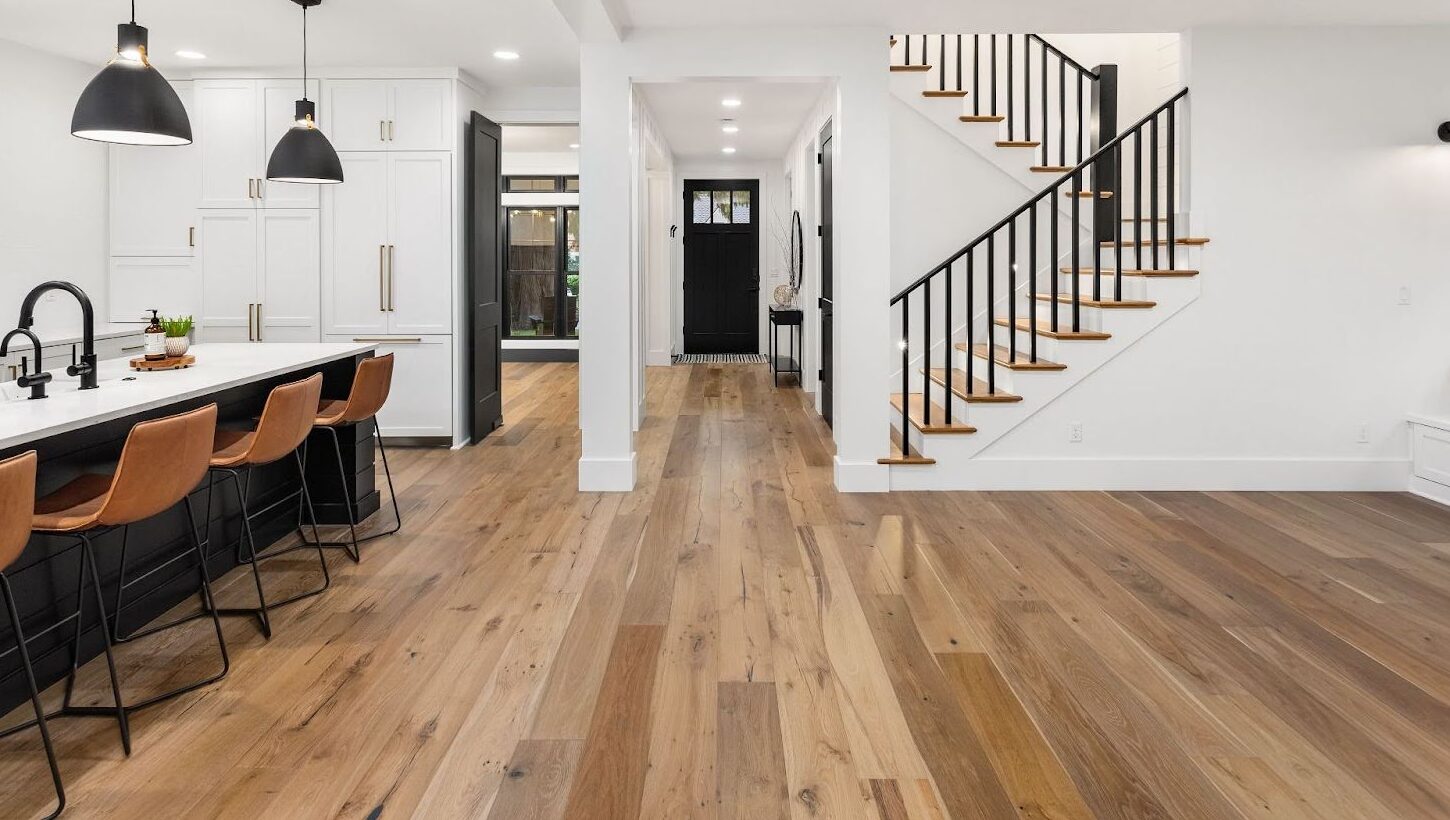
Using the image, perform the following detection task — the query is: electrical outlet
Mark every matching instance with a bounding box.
[1070,422,1083,443]
[1398,286,1412,306]
[1356,423,1370,444]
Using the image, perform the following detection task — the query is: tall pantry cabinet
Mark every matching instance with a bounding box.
[107,72,470,443]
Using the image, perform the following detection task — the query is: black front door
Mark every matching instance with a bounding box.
[684,179,759,354]
[818,123,834,426]
[467,112,503,443]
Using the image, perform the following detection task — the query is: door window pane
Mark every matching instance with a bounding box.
[564,176,580,192]
[506,209,558,336]
[506,176,559,193]
[731,190,751,223]
[692,190,712,223]
[565,208,580,337]
[712,190,732,223]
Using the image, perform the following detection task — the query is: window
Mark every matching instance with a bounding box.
[503,175,581,193]
[692,188,753,224]
[504,206,580,339]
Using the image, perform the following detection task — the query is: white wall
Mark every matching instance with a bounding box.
[0,39,109,337]
[973,25,1450,488]
[779,86,835,406]
[579,27,892,491]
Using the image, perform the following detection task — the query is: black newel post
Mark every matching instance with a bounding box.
[1089,64,1119,244]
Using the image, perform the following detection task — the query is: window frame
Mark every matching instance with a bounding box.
[503,175,580,194]
[503,205,580,340]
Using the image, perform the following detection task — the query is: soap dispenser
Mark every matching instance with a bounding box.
[144,310,167,361]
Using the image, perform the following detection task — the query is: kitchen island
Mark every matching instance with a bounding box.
[0,343,379,714]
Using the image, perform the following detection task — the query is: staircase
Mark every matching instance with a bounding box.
[881,35,1206,475]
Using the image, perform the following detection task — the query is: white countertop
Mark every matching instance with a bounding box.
[0,342,375,451]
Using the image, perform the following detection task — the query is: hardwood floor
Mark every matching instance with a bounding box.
[4,361,1450,818]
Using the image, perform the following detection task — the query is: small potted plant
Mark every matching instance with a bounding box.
[161,315,193,357]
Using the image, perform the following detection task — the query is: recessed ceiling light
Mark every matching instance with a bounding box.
[721,97,742,108]
[569,143,580,149]
[493,50,520,61]
[175,49,207,60]
[722,147,737,154]
[721,121,739,134]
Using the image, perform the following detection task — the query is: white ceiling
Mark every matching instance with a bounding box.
[618,0,1450,30]
[0,0,581,87]
[502,123,580,153]
[636,80,827,161]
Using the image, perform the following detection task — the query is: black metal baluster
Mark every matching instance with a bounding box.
[956,35,963,93]
[1071,171,1081,333]
[923,278,932,426]
[1029,204,1038,362]
[1134,129,1143,271]
[1051,186,1060,332]
[1008,220,1018,362]
[1114,142,1123,301]
[944,261,952,424]
[920,34,928,66]
[1167,103,1177,271]
[991,35,998,116]
[939,34,946,92]
[1093,168,1103,303]
[901,299,909,448]
[973,35,980,115]
[1024,37,1031,143]
[904,35,911,65]
[986,233,996,394]
[966,251,975,393]
[1076,73,1084,163]
[1058,59,1066,166]
[1040,45,1048,166]
[1007,34,1014,140]
[1150,115,1160,271]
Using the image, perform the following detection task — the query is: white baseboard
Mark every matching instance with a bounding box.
[579,454,638,492]
[886,457,1412,491]
[646,350,672,367]
[835,457,891,493]
[1409,475,1450,508]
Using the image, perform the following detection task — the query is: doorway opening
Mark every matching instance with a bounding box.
[683,178,760,354]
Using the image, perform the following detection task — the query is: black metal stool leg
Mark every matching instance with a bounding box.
[329,426,361,563]
[221,467,272,639]
[183,494,230,684]
[78,535,131,756]
[0,573,66,820]
[373,419,402,539]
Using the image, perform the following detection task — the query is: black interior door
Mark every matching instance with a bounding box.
[467,112,503,443]
[818,123,834,427]
[684,179,759,354]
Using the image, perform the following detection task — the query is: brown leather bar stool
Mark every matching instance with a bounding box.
[192,373,326,639]
[301,354,400,562]
[28,404,225,755]
[0,451,65,819]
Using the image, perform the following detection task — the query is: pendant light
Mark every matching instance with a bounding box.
[71,0,192,145]
[267,0,343,184]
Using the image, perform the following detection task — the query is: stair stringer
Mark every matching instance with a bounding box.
[887,275,1200,488]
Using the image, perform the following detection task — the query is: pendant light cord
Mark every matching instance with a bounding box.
[131,0,136,23]
[302,4,309,101]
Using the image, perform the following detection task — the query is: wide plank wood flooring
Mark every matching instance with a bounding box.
[4,362,1450,818]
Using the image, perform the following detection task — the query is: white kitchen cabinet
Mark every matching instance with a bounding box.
[323,79,452,152]
[111,82,199,256]
[198,209,319,343]
[326,334,452,439]
[108,257,199,324]
[323,152,451,336]
[195,79,320,210]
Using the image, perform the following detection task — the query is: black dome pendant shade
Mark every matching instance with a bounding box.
[71,14,192,146]
[267,0,342,185]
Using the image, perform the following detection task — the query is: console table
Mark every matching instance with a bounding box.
[768,307,803,387]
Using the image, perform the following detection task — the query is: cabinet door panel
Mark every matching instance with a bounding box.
[372,338,452,438]
[198,210,259,342]
[108,257,198,324]
[196,80,260,209]
[111,82,199,255]
[388,80,452,151]
[388,153,453,334]
[323,80,389,151]
[323,153,390,335]
[259,210,320,342]
[260,79,322,209]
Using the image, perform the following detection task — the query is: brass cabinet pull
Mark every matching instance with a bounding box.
[379,245,387,311]
[121,344,144,353]
[387,245,396,310]
[256,303,263,341]
[388,120,395,142]
[188,226,195,247]
[352,337,421,344]
[380,120,386,142]
[247,303,254,341]
[247,178,255,199]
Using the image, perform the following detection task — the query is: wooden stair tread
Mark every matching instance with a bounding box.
[1104,236,1210,247]
[881,426,935,465]
[959,343,1066,371]
[1064,190,1113,198]
[923,90,969,98]
[1059,267,1199,277]
[890,393,977,434]
[995,140,1040,148]
[960,115,1006,123]
[1033,293,1156,309]
[1030,165,1074,173]
[994,317,1111,340]
[891,64,933,72]
[924,368,1022,402]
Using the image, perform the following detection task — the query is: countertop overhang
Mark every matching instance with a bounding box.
[0,342,376,451]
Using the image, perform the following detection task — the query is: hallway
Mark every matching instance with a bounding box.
[3,362,1450,818]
